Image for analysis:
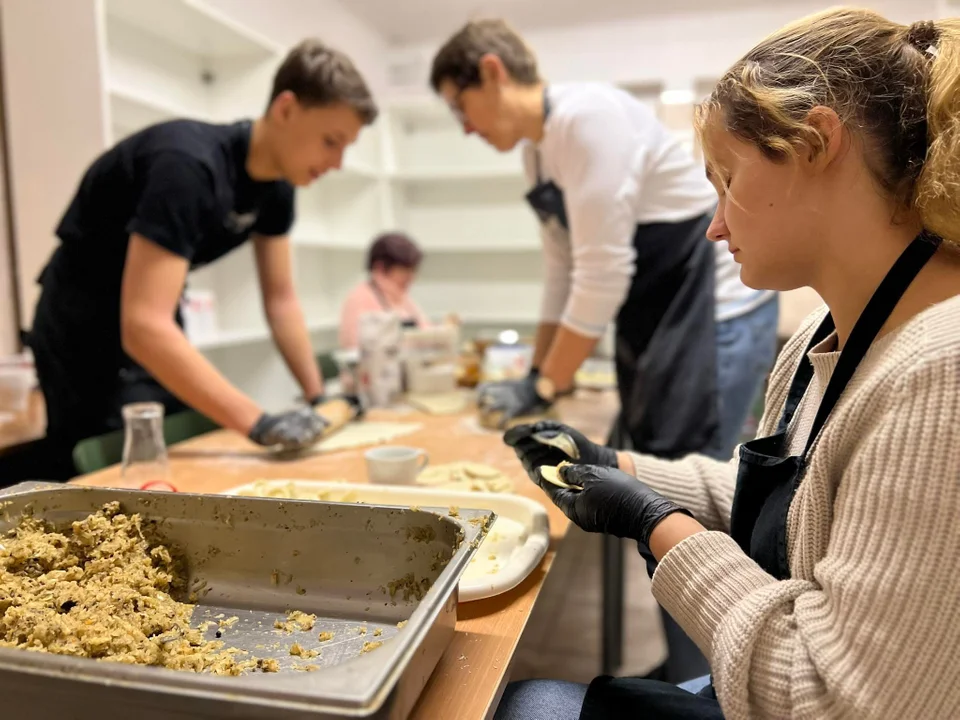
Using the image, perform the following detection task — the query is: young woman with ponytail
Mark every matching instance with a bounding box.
[496,8,960,719]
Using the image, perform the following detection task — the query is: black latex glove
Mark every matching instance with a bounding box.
[534,463,693,546]
[474,366,538,403]
[503,420,618,483]
[477,373,552,429]
[248,407,328,451]
[341,392,365,418]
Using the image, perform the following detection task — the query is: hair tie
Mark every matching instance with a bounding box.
[907,20,940,58]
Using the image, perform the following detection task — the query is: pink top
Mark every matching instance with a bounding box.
[338,276,431,350]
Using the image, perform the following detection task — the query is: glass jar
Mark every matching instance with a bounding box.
[120,402,171,488]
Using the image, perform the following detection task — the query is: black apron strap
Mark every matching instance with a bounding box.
[773,316,836,435]
[532,86,551,183]
[369,280,390,312]
[801,232,940,457]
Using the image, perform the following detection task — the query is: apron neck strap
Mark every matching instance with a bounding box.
[534,86,551,183]
[801,231,941,458]
[775,315,836,434]
[369,278,390,311]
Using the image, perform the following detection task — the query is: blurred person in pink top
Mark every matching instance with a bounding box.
[338,232,432,350]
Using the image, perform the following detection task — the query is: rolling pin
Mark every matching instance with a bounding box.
[314,397,361,439]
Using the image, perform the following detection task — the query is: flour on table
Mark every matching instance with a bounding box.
[405,392,470,415]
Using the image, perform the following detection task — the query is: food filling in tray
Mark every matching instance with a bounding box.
[0,502,406,676]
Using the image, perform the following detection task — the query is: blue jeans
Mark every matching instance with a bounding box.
[493,675,715,720]
[706,295,780,460]
[494,680,588,720]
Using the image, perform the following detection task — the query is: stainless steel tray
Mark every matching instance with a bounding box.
[0,482,495,719]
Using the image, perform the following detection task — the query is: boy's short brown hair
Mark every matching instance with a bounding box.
[270,39,378,124]
[430,19,540,92]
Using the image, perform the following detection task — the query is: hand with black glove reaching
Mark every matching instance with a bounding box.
[503,420,618,483]
[477,370,552,429]
[248,407,328,451]
[534,463,694,547]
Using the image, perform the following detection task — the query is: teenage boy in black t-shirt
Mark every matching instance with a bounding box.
[28,39,378,478]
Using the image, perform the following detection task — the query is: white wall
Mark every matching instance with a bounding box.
[1,0,110,330]
[388,0,938,96]
[203,0,389,96]
[496,0,932,92]
[0,91,18,355]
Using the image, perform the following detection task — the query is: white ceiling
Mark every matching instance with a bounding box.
[347,0,773,45]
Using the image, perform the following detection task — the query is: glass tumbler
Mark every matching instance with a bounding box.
[120,402,171,488]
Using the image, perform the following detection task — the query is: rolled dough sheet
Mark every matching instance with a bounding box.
[405,392,470,415]
[311,421,423,453]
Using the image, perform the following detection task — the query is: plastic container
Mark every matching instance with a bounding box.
[224,479,549,603]
[402,325,459,395]
[180,289,218,343]
[357,312,404,407]
[481,344,534,383]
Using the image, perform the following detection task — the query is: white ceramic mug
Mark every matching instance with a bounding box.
[364,446,429,484]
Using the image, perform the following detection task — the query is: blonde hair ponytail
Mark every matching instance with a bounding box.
[915,19,960,246]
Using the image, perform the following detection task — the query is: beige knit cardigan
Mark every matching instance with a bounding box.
[632,296,960,720]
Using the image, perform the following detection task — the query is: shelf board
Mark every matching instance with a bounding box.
[389,167,524,183]
[104,0,280,60]
[387,99,451,124]
[339,160,380,180]
[193,318,336,350]
[458,314,540,326]
[293,234,540,254]
[109,84,207,131]
[293,232,365,250]
[418,242,541,253]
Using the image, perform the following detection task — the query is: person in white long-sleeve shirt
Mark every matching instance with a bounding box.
[430,20,778,460]
[430,21,779,685]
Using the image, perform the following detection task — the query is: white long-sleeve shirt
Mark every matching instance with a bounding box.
[523,83,773,337]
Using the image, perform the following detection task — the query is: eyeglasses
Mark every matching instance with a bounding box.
[445,87,467,125]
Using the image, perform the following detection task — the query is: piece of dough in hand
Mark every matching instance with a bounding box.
[477,406,560,431]
[539,461,582,491]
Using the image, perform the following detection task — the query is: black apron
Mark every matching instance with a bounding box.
[525,89,719,457]
[578,231,940,719]
[27,244,188,480]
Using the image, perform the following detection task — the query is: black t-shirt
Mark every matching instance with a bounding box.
[52,118,294,292]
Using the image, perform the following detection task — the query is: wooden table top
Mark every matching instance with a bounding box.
[0,389,46,452]
[71,389,620,720]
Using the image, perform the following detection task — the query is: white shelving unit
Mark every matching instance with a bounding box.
[287,94,546,336]
[6,0,703,406]
[381,98,542,327]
